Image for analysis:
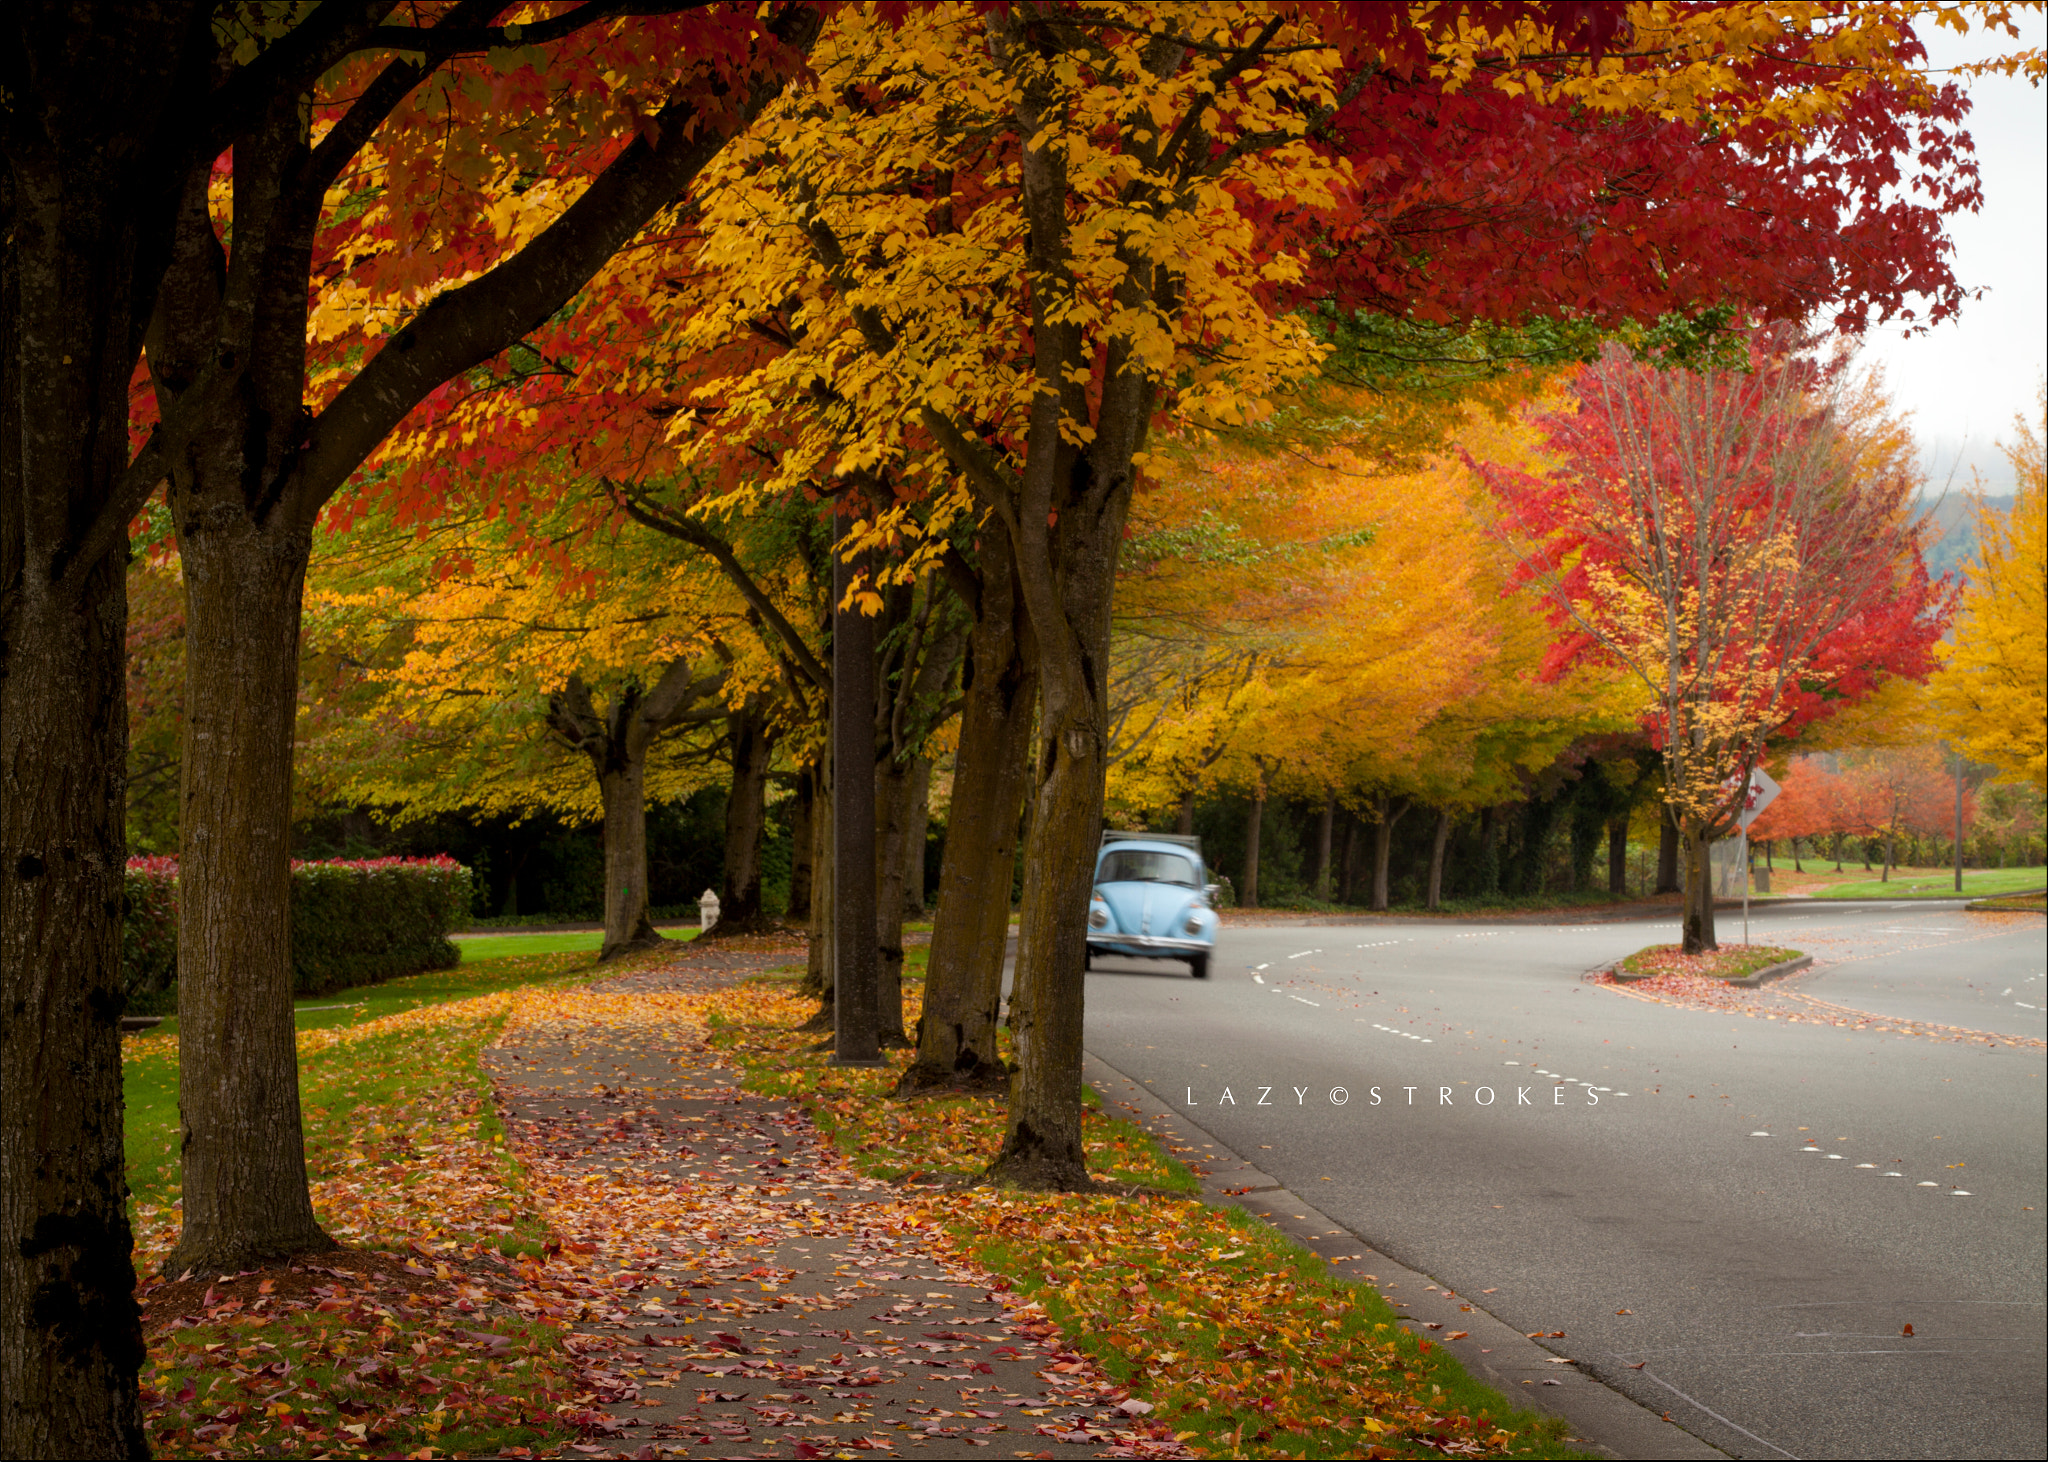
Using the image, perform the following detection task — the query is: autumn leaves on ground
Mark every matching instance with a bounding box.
[125,946,1581,1461]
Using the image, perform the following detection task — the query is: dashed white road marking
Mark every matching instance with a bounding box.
[1288,994,1320,1007]
[1286,949,1322,959]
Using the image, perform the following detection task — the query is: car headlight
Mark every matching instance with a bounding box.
[1089,904,1110,929]
[1183,909,1209,934]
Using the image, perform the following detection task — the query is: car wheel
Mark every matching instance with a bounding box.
[1188,954,1209,980]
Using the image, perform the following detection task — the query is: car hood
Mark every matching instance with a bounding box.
[1095,881,1197,934]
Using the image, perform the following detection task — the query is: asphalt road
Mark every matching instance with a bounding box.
[1077,900,2047,1461]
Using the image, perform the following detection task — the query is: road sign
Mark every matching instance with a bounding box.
[1735,766,1780,830]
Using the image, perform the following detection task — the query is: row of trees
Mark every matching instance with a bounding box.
[7,3,2037,1452]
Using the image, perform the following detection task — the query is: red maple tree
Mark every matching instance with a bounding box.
[1482,330,1951,949]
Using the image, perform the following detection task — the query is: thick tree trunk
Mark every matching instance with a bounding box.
[1426,808,1452,910]
[1241,784,1265,909]
[547,669,712,962]
[978,30,1162,1188]
[992,701,1100,1190]
[1175,790,1196,836]
[1655,805,1682,893]
[1314,792,1336,900]
[800,757,835,1028]
[1608,817,1629,896]
[872,753,921,1048]
[1681,824,1718,953]
[1371,795,1409,912]
[831,534,879,1062]
[702,700,775,937]
[597,753,661,960]
[904,756,932,916]
[0,13,179,1442]
[899,538,1035,1096]
[166,513,336,1275]
[0,522,148,1460]
[787,768,815,922]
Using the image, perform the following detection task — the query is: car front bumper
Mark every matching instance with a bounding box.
[1088,933,1213,955]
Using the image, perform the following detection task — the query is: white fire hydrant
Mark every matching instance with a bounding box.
[698,888,720,931]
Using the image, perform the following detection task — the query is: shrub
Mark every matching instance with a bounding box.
[123,856,181,1016]
[288,855,471,995]
[122,855,473,1010]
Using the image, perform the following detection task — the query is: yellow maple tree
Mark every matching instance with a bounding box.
[1931,389,2048,791]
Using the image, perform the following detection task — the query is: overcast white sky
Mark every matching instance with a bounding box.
[1847,13,2047,498]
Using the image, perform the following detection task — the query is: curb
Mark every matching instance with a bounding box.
[1721,952,1811,987]
[1081,1051,1728,1461]
[1605,952,1810,988]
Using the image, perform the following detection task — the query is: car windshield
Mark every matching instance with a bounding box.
[1097,849,1198,887]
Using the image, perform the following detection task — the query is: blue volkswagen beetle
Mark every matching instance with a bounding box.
[1086,831,1218,979]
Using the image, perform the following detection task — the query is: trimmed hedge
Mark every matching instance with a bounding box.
[124,855,472,1014]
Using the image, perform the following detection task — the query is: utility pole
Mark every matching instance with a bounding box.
[831,512,882,1066]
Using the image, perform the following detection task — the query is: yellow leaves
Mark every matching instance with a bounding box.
[1931,388,2048,791]
[666,3,1350,514]
[1109,390,1630,816]
[1423,2,2019,132]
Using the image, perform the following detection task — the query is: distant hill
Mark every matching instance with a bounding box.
[1918,493,2015,583]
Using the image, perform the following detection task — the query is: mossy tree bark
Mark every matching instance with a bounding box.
[872,571,967,1051]
[701,696,777,937]
[167,507,336,1274]
[545,663,724,961]
[831,533,880,1062]
[898,529,1035,1095]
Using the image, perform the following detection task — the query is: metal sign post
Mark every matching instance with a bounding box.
[1742,828,1750,946]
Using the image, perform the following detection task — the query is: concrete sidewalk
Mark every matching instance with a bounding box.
[484,946,1184,1460]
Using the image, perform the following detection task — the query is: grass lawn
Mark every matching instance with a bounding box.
[122,949,617,1202]
[1617,944,1802,980]
[121,944,674,1456]
[1809,866,2045,900]
[451,922,697,964]
[131,929,695,1043]
[1968,892,2047,912]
